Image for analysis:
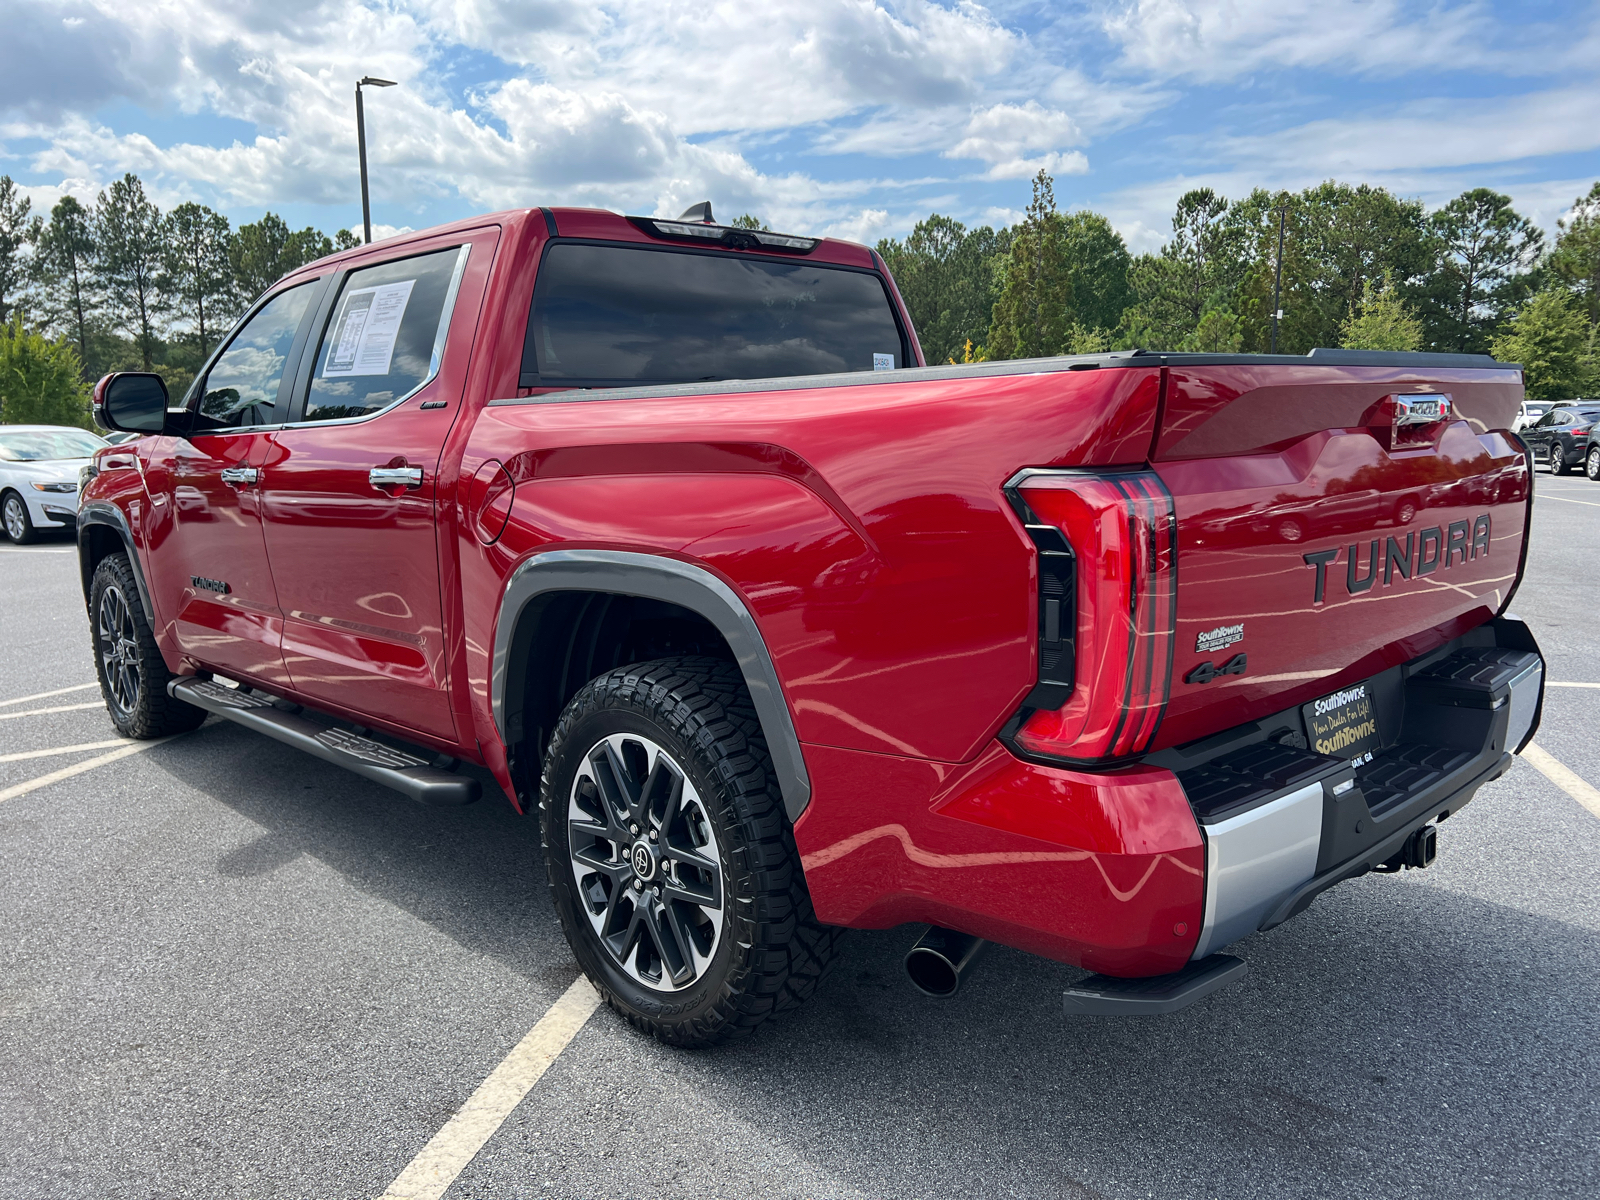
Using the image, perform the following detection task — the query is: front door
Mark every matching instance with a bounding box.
[141,279,323,689]
[258,235,492,739]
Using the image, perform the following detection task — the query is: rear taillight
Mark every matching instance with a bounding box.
[1004,469,1178,764]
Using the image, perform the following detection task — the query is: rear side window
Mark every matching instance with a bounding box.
[301,246,469,422]
[195,281,317,426]
[522,243,907,387]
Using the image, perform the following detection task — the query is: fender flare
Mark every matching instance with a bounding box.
[491,549,812,822]
[77,502,158,623]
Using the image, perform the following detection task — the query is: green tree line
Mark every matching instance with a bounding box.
[879,171,1600,400]
[0,172,358,426]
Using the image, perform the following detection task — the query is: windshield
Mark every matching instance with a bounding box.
[523,242,907,387]
[0,429,108,461]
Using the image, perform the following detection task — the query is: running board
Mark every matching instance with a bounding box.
[1062,954,1246,1016]
[169,678,481,807]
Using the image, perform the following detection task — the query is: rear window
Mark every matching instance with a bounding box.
[522,242,906,387]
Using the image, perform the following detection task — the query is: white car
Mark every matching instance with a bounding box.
[1511,401,1555,433]
[0,426,110,544]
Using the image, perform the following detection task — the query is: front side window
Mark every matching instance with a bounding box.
[196,281,318,427]
[522,243,907,387]
[301,246,468,422]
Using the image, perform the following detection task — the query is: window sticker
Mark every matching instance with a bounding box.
[873,352,895,371]
[323,279,416,377]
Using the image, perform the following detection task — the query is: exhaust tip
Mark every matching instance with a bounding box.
[903,926,988,998]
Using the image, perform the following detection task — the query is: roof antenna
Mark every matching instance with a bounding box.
[677,201,715,224]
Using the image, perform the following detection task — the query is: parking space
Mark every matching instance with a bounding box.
[2,477,1597,1200]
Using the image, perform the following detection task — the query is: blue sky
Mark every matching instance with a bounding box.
[2,1,1597,251]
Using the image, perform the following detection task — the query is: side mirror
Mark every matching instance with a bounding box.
[93,372,169,434]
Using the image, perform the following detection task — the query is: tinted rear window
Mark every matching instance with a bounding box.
[522,243,906,387]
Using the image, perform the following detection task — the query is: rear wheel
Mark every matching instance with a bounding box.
[539,656,839,1047]
[89,553,207,738]
[1587,446,1600,481]
[2,491,37,544]
[1548,445,1572,475]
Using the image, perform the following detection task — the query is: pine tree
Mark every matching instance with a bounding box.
[230,214,336,304]
[1425,188,1543,353]
[29,196,99,375]
[1549,181,1600,329]
[1121,188,1243,350]
[95,174,168,370]
[1340,272,1423,351]
[987,171,1073,359]
[878,215,1011,363]
[163,203,235,361]
[0,176,32,326]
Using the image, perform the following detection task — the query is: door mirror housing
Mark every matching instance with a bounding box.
[93,372,170,434]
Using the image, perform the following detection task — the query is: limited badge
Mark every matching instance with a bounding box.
[1196,623,1244,654]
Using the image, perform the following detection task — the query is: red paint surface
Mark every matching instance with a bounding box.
[793,742,1204,974]
[79,206,1532,978]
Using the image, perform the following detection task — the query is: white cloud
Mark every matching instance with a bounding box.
[947,101,1088,179]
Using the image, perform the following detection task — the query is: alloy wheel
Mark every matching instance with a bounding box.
[97,584,142,714]
[1588,447,1600,481]
[3,496,25,541]
[566,732,725,993]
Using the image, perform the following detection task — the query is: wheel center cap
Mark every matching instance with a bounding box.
[630,841,657,881]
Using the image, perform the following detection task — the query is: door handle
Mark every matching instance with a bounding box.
[369,466,423,489]
[220,467,259,487]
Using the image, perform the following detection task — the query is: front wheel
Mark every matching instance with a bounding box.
[539,656,839,1047]
[89,553,207,738]
[1587,446,1600,481]
[2,491,37,544]
[1549,446,1572,475]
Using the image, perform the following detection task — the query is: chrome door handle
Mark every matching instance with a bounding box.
[219,467,259,487]
[369,466,423,489]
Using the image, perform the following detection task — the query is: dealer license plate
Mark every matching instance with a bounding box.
[1303,683,1381,765]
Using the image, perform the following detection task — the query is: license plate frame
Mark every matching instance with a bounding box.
[1303,683,1381,765]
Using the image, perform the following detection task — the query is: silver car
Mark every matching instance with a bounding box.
[0,426,110,543]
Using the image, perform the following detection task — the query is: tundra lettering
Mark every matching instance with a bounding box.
[1304,513,1491,604]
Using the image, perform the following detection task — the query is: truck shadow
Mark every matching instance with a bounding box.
[145,722,1598,1199]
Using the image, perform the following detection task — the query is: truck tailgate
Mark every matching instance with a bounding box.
[1150,363,1529,750]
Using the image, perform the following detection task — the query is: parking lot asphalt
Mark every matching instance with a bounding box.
[2,473,1598,1200]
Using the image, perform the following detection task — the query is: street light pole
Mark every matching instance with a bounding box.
[355,76,396,244]
[1270,199,1287,354]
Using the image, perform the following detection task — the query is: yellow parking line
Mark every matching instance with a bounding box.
[1522,744,1600,821]
[0,739,129,764]
[0,739,171,805]
[379,976,601,1200]
[0,682,99,707]
[0,702,105,721]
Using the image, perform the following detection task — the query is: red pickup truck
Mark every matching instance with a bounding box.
[82,204,1544,1044]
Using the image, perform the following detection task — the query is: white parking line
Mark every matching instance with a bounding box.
[0,701,105,721]
[1522,744,1600,821]
[1539,494,1600,508]
[0,739,129,764]
[0,739,172,805]
[0,682,100,707]
[379,976,601,1200]
[1547,681,1600,689]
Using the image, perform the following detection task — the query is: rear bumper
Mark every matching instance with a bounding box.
[1176,616,1542,961]
[793,617,1542,979]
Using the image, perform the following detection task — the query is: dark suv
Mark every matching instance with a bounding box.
[1522,404,1600,475]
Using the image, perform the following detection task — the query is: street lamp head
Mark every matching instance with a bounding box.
[359,76,397,88]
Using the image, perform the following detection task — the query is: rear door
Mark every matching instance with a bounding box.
[1149,363,1529,750]
[141,279,323,689]
[258,229,496,738]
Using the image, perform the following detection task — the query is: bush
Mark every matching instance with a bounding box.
[0,312,94,428]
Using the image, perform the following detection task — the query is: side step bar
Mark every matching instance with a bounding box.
[1063,954,1246,1016]
[170,678,481,807]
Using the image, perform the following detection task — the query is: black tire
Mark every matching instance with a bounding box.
[539,656,839,1047]
[1586,446,1600,482]
[2,490,38,544]
[1549,445,1571,475]
[88,553,207,739]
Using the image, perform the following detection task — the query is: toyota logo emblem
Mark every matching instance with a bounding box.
[631,842,655,880]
